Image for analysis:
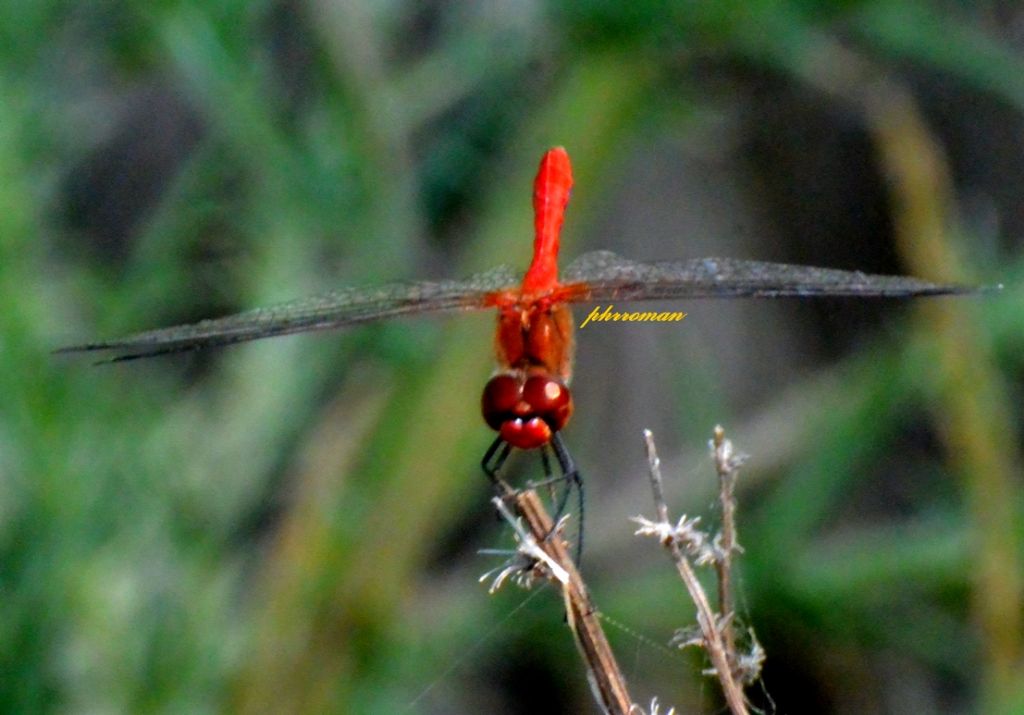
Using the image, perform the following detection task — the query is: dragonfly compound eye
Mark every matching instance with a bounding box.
[482,374,521,431]
[522,375,572,432]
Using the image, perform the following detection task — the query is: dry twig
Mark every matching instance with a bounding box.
[712,425,745,677]
[484,485,634,714]
[633,428,754,715]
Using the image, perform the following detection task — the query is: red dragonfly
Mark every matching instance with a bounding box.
[60,147,971,499]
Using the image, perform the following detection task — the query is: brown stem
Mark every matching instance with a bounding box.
[642,430,749,715]
[713,425,739,678]
[496,486,634,714]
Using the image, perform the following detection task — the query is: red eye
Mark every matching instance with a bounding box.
[482,374,520,431]
[523,375,573,432]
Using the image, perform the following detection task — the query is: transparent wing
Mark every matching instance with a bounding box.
[58,265,519,362]
[560,251,977,301]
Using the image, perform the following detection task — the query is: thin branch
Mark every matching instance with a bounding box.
[486,486,634,714]
[638,429,749,715]
[712,425,745,676]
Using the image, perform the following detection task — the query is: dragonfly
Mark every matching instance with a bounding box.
[60,146,974,532]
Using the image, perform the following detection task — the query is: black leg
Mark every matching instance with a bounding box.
[482,435,512,486]
[550,433,584,566]
[539,444,560,504]
[545,445,574,524]
[482,432,585,566]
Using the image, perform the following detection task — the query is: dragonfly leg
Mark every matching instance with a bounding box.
[548,433,585,566]
[538,445,560,504]
[484,433,584,564]
[482,436,513,489]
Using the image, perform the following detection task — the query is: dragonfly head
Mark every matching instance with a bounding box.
[482,372,573,449]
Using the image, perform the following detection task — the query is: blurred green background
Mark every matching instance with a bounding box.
[3,1,1023,713]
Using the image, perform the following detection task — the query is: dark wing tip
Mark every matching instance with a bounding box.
[53,343,124,364]
[53,343,109,354]
[53,340,204,363]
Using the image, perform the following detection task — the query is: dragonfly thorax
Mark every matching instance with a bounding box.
[481,371,573,449]
[493,300,574,379]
